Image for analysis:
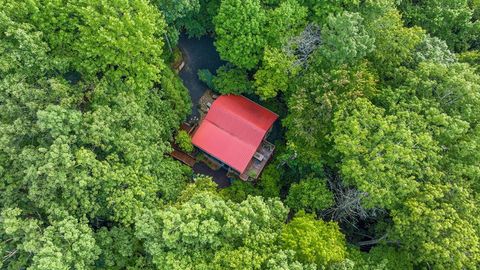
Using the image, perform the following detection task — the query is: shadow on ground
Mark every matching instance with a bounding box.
[178,33,230,187]
[178,33,224,119]
[193,162,230,188]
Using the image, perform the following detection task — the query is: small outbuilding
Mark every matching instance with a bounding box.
[192,95,277,180]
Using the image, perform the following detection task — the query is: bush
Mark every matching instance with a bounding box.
[258,164,282,198]
[197,69,215,89]
[176,130,194,153]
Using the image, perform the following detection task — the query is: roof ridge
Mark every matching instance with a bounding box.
[213,104,266,133]
[204,114,263,148]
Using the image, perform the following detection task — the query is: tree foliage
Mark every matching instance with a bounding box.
[1,208,99,270]
[391,184,480,269]
[212,65,253,94]
[318,12,374,67]
[399,0,480,52]
[214,0,266,69]
[332,98,441,209]
[136,184,311,269]
[0,0,191,268]
[2,0,480,269]
[286,178,334,213]
[281,212,347,267]
[254,47,298,99]
[176,130,194,153]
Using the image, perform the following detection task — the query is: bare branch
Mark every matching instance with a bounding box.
[322,168,385,227]
[283,23,322,68]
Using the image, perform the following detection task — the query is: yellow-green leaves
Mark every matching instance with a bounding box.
[281,212,347,267]
[391,184,480,269]
[135,185,307,270]
[333,98,441,209]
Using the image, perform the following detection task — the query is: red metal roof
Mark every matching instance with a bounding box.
[192,95,278,173]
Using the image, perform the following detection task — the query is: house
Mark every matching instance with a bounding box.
[191,95,278,180]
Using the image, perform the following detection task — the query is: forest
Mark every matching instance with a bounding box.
[0,0,479,269]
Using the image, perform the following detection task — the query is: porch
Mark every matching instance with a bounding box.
[238,140,275,181]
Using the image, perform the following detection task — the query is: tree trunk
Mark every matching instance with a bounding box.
[357,233,388,247]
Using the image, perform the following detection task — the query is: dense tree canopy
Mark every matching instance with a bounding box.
[1,0,191,268]
[136,177,312,269]
[282,212,347,267]
[1,0,480,269]
[214,0,266,69]
[400,0,480,52]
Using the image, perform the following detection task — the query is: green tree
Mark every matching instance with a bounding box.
[175,130,194,152]
[214,0,266,69]
[298,0,360,24]
[318,12,374,67]
[153,0,199,25]
[0,1,191,268]
[95,227,152,269]
[177,0,221,37]
[282,212,347,267]
[286,178,334,213]
[219,180,260,203]
[213,66,252,94]
[265,0,308,47]
[283,63,378,171]
[258,164,283,198]
[458,50,480,73]
[400,0,480,52]
[75,0,167,90]
[0,10,49,77]
[345,246,413,270]
[254,47,298,99]
[332,98,442,209]
[366,9,425,80]
[393,62,480,186]
[0,208,99,270]
[391,184,480,269]
[136,187,309,269]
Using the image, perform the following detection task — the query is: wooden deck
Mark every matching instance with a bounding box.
[239,140,275,181]
[180,122,196,135]
[170,149,196,167]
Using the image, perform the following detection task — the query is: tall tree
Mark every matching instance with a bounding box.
[332,98,442,209]
[0,208,99,270]
[365,9,425,81]
[214,0,266,69]
[391,184,480,269]
[136,178,310,269]
[281,212,347,267]
[400,0,480,52]
[254,47,298,99]
[0,1,191,268]
[286,178,334,213]
[317,12,374,67]
[264,0,308,47]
